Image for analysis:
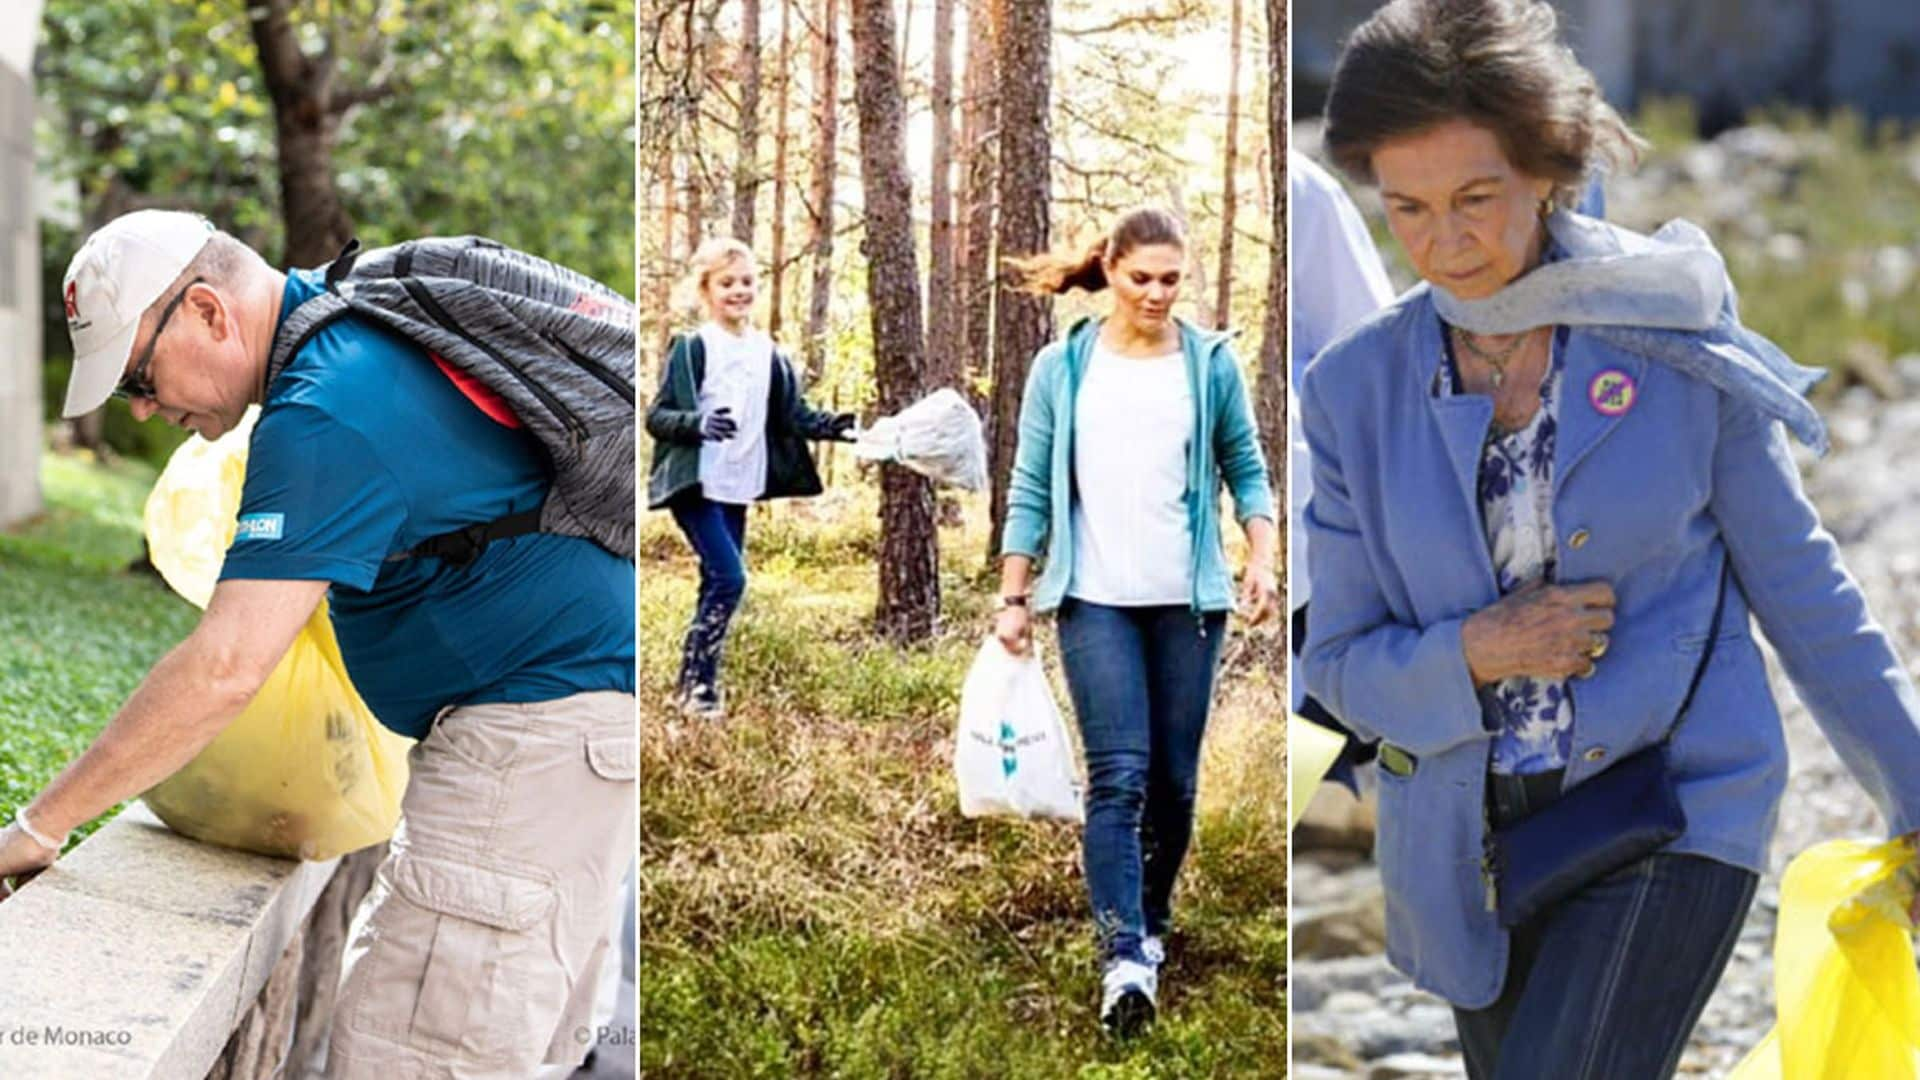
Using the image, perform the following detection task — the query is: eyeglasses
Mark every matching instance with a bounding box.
[112,276,206,402]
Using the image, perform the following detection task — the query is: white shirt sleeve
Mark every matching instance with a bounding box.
[1289,151,1395,619]
[1289,151,1396,386]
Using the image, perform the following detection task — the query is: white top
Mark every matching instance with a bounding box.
[695,321,775,505]
[1067,342,1194,607]
[1290,150,1396,615]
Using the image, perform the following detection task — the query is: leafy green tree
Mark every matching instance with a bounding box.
[37,0,635,453]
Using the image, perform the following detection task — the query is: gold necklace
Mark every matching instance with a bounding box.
[1451,326,1533,389]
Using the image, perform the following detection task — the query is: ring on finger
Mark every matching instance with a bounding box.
[1587,632,1609,659]
[1576,658,1597,679]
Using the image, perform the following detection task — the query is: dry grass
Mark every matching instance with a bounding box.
[639,489,1288,1076]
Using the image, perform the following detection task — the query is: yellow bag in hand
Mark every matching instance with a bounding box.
[1289,714,1348,831]
[1731,836,1920,1080]
[139,408,411,860]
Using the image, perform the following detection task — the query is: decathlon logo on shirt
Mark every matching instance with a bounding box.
[235,513,286,541]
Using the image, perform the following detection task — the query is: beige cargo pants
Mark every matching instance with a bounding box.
[326,691,636,1078]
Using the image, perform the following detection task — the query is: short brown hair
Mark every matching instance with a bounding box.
[1006,206,1187,295]
[1323,0,1644,204]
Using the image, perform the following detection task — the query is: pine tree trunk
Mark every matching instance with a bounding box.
[1216,0,1244,330]
[849,0,941,643]
[986,0,1051,561]
[926,0,958,391]
[804,0,840,384]
[732,0,763,242]
[1259,0,1289,611]
[769,0,793,336]
[957,0,1000,425]
[656,154,679,362]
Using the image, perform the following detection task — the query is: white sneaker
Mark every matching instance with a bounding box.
[1142,935,1165,967]
[675,684,725,720]
[1100,958,1158,1037]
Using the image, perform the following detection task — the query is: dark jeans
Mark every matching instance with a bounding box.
[668,490,749,698]
[1056,598,1227,965]
[1453,770,1760,1079]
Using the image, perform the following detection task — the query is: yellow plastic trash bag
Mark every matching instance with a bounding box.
[1730,836,1920,1080]
[1289,713,1348,831]
[139,408,411,861]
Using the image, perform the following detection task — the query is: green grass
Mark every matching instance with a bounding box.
[640,491,1287,1076]
[0,448,196,846]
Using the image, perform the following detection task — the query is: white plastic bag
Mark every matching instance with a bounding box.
[851,387,988,491]
[954,637,1084,822]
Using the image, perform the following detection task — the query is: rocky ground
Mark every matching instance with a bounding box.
[1290,118,1920,1076]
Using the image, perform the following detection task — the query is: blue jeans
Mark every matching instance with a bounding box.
[669,490,748,698]
[1056,598,1227,965]
[1453,771,1759,1079]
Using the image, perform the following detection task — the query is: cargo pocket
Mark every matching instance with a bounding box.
[585,727,637,783]
[389,852,559,1060]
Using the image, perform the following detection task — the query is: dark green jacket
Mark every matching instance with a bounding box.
[645,332,840,509]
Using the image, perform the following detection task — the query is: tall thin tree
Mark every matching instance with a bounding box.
[656,154,679,363]
[986,0,1051,560]
[1259,0,1289,597]
[926,0,959,390]
[769,0,793,335]
[956,0,1000,420]
[849,0,942,641]
[1216,0,1244,330]
[804,0,839,384]
[732,0,763,241]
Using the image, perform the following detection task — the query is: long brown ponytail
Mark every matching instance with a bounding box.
[1006,207,1188,295]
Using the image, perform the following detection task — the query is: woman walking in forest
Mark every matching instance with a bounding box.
[994,207,1279,1036]
[645,237,857,719]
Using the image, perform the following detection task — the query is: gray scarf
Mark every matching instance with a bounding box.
[1430,210,1830,454]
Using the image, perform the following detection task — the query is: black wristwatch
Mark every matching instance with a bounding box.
[995,594,1029,611]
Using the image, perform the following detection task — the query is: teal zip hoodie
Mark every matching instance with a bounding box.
[1000,315,1276,613]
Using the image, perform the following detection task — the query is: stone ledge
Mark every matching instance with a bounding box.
[0,801,337,1078]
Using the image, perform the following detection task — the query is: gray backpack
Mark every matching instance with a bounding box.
[267,236,636,564]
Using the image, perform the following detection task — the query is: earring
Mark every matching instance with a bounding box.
[1539,194,1557,218]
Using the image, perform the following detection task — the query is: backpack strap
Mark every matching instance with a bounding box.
[324,238,362,290]
[395,508,545,569]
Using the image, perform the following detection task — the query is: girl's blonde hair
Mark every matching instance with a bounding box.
[675,236,757,316]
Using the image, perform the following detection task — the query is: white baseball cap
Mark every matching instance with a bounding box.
[60,210,216,418]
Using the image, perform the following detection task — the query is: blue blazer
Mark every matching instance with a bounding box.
[1299,283,1920,1008]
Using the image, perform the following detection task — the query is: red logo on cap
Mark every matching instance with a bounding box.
[63,280,77,320]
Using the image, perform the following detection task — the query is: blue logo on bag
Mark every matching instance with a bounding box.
[235,513,285,541]
[1000,720,1018,778]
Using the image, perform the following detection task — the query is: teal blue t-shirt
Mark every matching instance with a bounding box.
[219,269,635,738]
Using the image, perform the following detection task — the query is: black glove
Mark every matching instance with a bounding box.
[830,412,859,442]
[700,407,738,442]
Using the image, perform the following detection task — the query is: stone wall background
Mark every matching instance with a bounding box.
[0,49,39,533]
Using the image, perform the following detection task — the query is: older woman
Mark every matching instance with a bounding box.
[1299,1,1920,1076]
[995,206,1278,1036]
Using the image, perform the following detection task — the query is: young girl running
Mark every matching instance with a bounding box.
[646,238,856,717]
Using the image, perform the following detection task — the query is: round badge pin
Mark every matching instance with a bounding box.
[1588,368,1637,417]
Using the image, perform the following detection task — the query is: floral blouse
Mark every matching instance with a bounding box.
[1436,324,1573,775]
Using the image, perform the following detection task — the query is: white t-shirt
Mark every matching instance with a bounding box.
[1067,342,1194,607]
[695,322,775,505]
